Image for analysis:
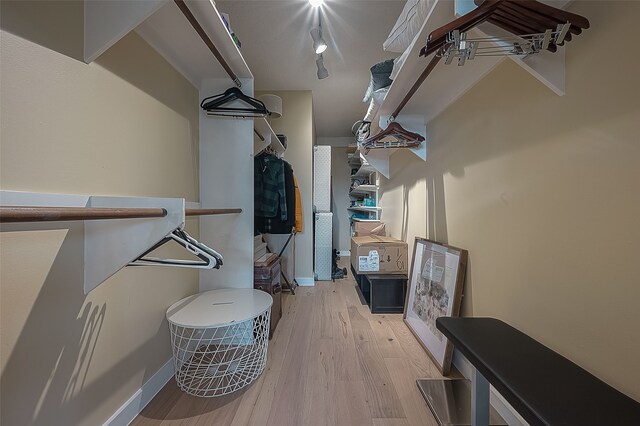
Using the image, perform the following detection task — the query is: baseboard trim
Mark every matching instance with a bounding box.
[103,358,174,426]
[295,276,315,286]
[452,350,529,426]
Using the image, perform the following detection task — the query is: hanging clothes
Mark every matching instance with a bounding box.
[294,174,303,233]
[257,161,296,234]
[254,153,287,221]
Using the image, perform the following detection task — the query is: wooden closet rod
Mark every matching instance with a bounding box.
[173,0,241,87]
[0,206,167,223]
[186,208,242,216]
[390,47,446,121]
[0,206,243,223]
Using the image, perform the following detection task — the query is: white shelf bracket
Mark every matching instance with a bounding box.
[456,0,569,96]
[391,114,428,161]
[1,191,185,294]
[84,0,167,63]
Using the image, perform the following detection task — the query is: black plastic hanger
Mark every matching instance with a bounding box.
[200,87,269,118]
[129,228,222,269]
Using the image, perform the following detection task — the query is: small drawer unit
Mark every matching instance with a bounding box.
[361,274,408,314]
[254,253,282,339]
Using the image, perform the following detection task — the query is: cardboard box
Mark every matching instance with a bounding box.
[351,236,408,275]
[353,220,386,237]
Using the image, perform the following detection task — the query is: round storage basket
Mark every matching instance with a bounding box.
[166,288,272,397]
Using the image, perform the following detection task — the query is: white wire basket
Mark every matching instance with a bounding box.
[166,289,272,397]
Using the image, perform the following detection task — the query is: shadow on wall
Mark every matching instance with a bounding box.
[0,225,162,425]
[0,0,84,62]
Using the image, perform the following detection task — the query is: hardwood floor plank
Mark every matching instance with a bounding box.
[384,359,439,426]
[302,337,336,426]
[353,328,406,419]
[334,380,373,426]
[386,320,443,378]
[372,419,410,426]
[368,315,405,358]
[230,292,300,426]
[332,308,361,382]
[265,292,315,426]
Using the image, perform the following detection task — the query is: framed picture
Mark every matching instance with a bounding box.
[403,237,468,375]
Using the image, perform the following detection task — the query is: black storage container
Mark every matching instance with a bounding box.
[361,274,407,314]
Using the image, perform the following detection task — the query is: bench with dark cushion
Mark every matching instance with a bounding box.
[436,317,640,426]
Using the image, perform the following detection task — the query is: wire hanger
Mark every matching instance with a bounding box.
[361,121,425,150]
[201,87,269,118]
[129,228,223,269]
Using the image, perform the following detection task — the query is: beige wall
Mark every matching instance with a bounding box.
[256,91,315,282]
[1,3,200,424]
[380,1,640,402]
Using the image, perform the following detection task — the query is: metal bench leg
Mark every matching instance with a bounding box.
[472,367,490,426]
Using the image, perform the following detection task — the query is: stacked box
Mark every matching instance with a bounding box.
[254,254,282,339]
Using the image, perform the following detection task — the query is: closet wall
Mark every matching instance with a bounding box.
[380,1,640,402]
[0,4,199,424]
[255,90,315,284]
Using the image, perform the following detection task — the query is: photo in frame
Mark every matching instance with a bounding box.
[403,238,468,375]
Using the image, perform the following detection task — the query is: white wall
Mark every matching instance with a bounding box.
[199,78,254,290]
[0,7,199,424]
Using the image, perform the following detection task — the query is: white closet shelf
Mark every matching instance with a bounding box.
[86,0,252,88]
[353,164,376,179]
[254,117,285,155]
[348,206,381,213]
[349,185,378,197]
[364,0,572,179]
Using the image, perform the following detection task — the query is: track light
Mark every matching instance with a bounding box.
[310,28,327,54]
[316,54,329,79]
[309,0,324,7]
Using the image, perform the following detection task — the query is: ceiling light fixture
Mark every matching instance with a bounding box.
[316,54,329,79]
[310,28,327,54]
[309,0,324,7]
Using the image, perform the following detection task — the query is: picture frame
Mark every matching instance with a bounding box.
[403,237,468,376]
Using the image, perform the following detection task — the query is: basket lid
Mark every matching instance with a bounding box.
[166,288,272,328]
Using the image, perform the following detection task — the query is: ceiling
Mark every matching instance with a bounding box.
[216,0,405,137]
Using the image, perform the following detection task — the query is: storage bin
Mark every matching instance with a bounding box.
[166,289,272,397]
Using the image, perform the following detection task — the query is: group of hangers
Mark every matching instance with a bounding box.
[419,0,590,58]
[360,121,425,151]
[129,227,223,269]
[201,87,270,118]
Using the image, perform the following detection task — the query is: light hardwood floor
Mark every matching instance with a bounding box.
[133,265,458,425]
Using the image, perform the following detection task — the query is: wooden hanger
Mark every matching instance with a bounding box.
[420,0,589,58]
[361,122,425,150]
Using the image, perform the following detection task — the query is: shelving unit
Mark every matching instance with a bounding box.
[348,151,380,224]
[85,0,285,157]
[349,184,379,197]
[361,0,572,178]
